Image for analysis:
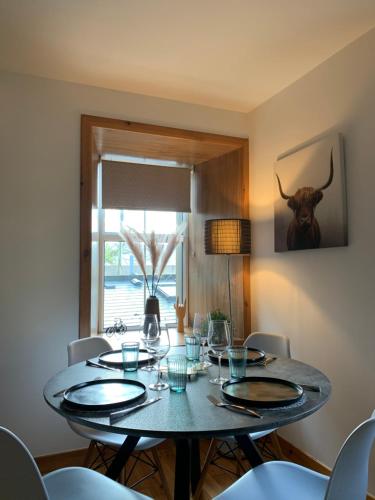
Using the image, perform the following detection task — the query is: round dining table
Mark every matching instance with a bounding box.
[44,346,331,500]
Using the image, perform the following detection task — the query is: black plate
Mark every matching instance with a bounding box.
[63,379,146,410]
[208,347,265,366]
[222,376,303,408]
[98,349,154,368]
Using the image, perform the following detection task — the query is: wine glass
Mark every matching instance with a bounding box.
[139,314,158,372]
[208,320,230,385]
[148,325,170,391]
[193,312,211,368]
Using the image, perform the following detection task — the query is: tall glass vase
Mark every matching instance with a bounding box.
[145,295,160,322]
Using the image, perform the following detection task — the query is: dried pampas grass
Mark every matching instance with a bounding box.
[119,222,186,296]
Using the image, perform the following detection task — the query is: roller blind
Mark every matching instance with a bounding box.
[102,160,191,212]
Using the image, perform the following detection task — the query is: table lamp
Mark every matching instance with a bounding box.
[204,218,251,341]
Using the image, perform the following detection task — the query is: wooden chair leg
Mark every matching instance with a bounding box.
[233,448,247,475]
[270,431,284,459]
[192,439,217,500]
[151,447,172,500]
[120,465,126,485]
[82,440,97,467]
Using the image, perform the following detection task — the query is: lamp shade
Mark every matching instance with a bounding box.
[205,219,251,255]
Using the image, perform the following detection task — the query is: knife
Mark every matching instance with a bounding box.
[86,359,121,372]
[110,397,162,424]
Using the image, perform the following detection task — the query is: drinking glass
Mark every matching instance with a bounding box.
[139,314,158,372]
[148,325,170,391]
[227,347,247,378]
[121,342,140,372]
[193,312,211,368]
[184,335,200,361]
[208,320,230,385]
[167,355,187,392]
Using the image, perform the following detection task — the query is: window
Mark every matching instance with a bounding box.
[98,208,186,331]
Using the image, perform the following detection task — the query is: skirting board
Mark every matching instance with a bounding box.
[35,439,375,500]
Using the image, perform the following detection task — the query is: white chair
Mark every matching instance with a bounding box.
[243,332,291,358]
[200,332,291,487]
[214,410,375,500]
[0,426,151,500]
[242,332,291,457]
[67,337,169,496]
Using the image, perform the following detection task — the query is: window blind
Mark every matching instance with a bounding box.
[101,160,191,212]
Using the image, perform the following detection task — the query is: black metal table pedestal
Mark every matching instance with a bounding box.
[235,434,264,467]
[174,439,191,500]
[106,435,140,480]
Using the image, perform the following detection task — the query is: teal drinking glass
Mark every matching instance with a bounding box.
[167,355,188,393]
[184,335,200,361]
[121,342,140,372]
[228,347,247,378]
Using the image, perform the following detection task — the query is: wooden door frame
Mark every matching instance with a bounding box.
[80,114,250,338]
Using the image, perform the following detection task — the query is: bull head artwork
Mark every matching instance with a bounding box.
[276,150,334,251]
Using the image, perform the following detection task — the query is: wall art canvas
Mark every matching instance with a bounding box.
[274,133,347,252]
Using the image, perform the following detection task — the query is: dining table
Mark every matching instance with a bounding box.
[44,345,331,500]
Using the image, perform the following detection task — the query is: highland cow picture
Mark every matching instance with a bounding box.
[274,134,347,252]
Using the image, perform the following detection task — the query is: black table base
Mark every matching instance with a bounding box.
[105,433,263,500]
[106,435,140,480]
[235,434,264,467]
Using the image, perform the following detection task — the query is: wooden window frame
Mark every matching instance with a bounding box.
[80,114,250,339]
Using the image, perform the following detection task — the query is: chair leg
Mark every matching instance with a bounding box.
[270,431,284,459]
[192,439,217,500]
[82,440,97,467]
[151,447,172,500]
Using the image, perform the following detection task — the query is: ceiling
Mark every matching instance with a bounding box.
[1,1,375,112]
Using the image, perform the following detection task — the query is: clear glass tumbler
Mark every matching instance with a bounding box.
[185,335,201,361]
[167,355,188,393]
[121,342,140,372]
[227,347,247,379]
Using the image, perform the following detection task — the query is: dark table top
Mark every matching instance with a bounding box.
[44,347,331,439]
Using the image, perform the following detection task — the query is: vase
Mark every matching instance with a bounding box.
[145,295,160,322]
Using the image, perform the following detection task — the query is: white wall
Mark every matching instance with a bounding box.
[248,28,375,493]
[0,71,247,455]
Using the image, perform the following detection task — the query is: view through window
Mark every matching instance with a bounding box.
[101,209,184,330]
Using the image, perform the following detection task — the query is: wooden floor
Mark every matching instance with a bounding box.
[38,438,264,499]
[37,436,375,500]
[124,439,241,499]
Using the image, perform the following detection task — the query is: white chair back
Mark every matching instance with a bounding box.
[68,337,112,366]
[325,411,375,500]
[0,427,48,500]
[243,332,291,358]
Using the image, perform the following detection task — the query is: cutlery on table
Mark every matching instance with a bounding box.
[297,383,321,392]
[207,395,262,419]
[86,359,121,372]
[110,397,162,424]
[53,376,102,397]
[263,356,277,366]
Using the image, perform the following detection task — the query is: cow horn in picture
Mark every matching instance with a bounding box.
[316,149,334,191]
[275,173,291,200]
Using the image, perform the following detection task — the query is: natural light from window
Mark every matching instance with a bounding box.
[101,209,183,330]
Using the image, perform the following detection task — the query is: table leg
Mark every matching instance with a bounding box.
[174,439,191,500]
[190,439,201,494]
[235,434,264,467]
[106,435,140,480]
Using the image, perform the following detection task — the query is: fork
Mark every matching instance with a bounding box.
[207,395,262,418]
[257,356,277,367]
